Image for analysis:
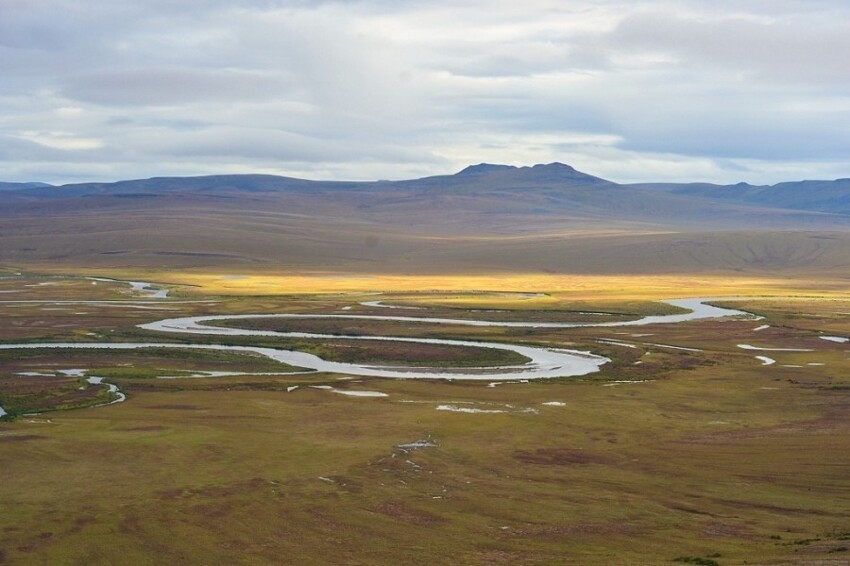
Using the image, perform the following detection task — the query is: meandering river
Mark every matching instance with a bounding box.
[0,297,751,382]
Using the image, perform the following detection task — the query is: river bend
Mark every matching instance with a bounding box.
[1,298,750,382]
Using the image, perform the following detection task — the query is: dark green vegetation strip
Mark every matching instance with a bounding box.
[0,347,310,416]
[0,375,115,417]
[0,346,291,370]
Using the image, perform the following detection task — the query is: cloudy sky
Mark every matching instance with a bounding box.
[1,0,849,185]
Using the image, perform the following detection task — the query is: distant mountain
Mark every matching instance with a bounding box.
[456,163,518,175]
[14,174,359,199]
[12,162,608,200]
[2,163,849,274]
[0,181,52,191]
[7,163,849,215]
[630,178,850,215]
[454,162,610,185]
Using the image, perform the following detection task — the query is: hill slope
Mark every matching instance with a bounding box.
[2,163,849,275]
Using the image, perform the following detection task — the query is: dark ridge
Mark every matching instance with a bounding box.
[522,162,610,184]
[454,162,610,185]
[0,181,53,191]
[3,164,849,216]
[456,163,518,175]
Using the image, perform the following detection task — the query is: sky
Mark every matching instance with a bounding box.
[1,0,849,185]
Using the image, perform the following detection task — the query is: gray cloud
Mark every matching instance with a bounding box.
[0,0,848,184]
[613,12,850,84]
[62,69,293,106]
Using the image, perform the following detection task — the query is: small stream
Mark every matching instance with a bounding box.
[88,277,170,298]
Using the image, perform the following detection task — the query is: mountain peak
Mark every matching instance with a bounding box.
[453,162,609,186]
[456,163,518,175]
[455,161,609,184]
[525,163,608,185]
[532,162,576,171]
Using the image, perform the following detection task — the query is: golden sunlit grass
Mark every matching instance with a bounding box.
[38,268,849,300]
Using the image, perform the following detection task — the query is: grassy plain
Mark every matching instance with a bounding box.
[1,270,849,564]
[41,270,850,298]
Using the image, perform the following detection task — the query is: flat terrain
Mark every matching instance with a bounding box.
[1,271,849,564]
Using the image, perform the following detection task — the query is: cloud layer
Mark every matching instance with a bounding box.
[1,0,848,184]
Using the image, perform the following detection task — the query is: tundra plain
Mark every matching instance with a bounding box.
[1,271,849,565]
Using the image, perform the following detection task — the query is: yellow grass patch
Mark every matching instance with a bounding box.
[99,271,847,300]
[10,263,848,301]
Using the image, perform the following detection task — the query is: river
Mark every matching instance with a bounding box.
[0,298,751,382]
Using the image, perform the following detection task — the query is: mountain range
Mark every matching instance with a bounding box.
[2,163,849,275]
[0,181,52,191]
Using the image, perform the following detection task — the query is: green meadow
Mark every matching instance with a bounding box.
[1,273,849,564]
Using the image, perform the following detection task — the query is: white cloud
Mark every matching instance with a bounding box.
[0,0,848,184]
[17,131,104,150]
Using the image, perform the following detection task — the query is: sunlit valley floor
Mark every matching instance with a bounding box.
[1,270,849,564]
